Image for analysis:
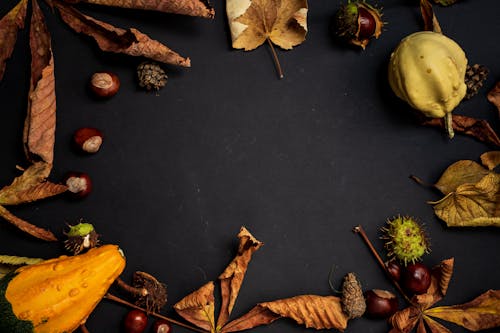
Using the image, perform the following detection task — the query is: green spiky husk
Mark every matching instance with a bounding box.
[0,272,34,333]
[382,216,430,266]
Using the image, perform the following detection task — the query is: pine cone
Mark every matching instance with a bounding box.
[465,64,489,99]
[341,272,366,319]
[137,61,167,91]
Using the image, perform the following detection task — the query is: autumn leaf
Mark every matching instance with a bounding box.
[487,81,500,119]
[425,290,500,331]
[420,0,442,33]
[74,0,215,19]
[55,1,191,67]
[217,226,263,328]
[222,295,348,332]
[432,0,458,7]
[0,0,28,81]
[226,0,308,78]
[0,205,57,241]
[174,281,216,332]
[0,254,44,279]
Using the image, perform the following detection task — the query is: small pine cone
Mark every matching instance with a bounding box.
[137,61,167,91]
[341,272,366,319]
[465,64,489,99]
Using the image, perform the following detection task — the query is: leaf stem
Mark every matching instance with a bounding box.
[80,324,90,333]
[352,225,412,304]
[115,277,148,297]
[444,113,454,139]
[105,293,209,333]
[266,38,284,79]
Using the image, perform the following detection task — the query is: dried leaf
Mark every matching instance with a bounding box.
[0,255,44,279]
[434,258,454,297]
[173,281,216,332]
[480,151,500,171]
[487,82,500,119]
[0,205,57,241]
[0,0,28,81]
[414,258,454,309]
[430,173,500,227]
[421,115,500,147]
[423,316,452,333]
[223,295,348,332]
[420,0,442,33]
[217,226,263,328]
[417,318,427,333]
[425,290,500,331]
[0,162,67,205]
[434,160,490,195]
[75,0,214,19]
[55,2,191,67]
[432,0,458,6]
[23,0,57,165]
[227,0,308,51]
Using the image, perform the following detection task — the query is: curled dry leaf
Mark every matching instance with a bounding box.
[55,1,191,67]
[217,226,263,328]
[174,281,216,332]
[420,115,500,147]
[422,316,452,333]
[0,0,28,81]
[0,205,58,241]
[24,0,56,166]
[425,290,500,331]
[74,0,215,19]
[487,81,500,119]
[222,295,348,332]
[420,0,442,33]
[432,0,458,7]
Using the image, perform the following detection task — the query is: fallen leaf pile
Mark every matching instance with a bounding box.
[173,227,349,332]
[417,151,500,227]
[0,0,214,240]
[389,258,500,332]
[226,0,308,78]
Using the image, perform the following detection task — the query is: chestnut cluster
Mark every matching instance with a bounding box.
[124,310,172,333]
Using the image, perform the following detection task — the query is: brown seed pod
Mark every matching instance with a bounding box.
[341,272,366,319]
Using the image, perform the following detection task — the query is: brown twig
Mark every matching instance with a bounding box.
[104,293,208,333]
[115,277,148,297]
[353,225,413,304]
[80,324,90,333]
[266,38,284,79]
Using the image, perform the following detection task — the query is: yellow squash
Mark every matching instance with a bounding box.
[0,244,125,333]
[388,31,468,138]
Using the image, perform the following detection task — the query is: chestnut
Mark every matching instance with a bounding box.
[73,127,103,153]
[152,319,172,333]
[402,262,431,295]
[89,71,120,98]
[358,6,376,39]
[364,289,398,319]
[124,309,148,333]
[64,172,92,198]
[385,261,401,282]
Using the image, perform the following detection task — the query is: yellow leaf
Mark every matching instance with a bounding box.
[431,173,500,227]
[423,316,452,333]
[227,0,308,51]
[0,254,44,279]
[173,281,216,332]
[425,290,500,331]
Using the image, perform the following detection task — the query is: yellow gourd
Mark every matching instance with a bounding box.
[0,244,126,333]
[388,31,468,138]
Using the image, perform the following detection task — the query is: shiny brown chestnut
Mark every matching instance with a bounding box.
[402,262,431,295]
[90,71,120,98]
[364,289,398,319]
[73,127,103,153]
[64,172,92,198]
[385,260,401,282]
[152,319,172,333]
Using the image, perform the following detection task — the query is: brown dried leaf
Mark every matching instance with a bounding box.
[0,162,67,205]
[173,281,216,332]
[417,318,427,333]
[423,316,452,333]
[414,259,454,309]
[480,151,500,171]
[389,306,421,333]
[24,0,56,165]
[75,0,214,19]
[420,0,442,33]
[425,290,500,331]
[434,160,490,195]
[421,115,500,147]
[0,205,57,241]
[227,0,308,51]
[0,0,28,81]
[223,295,348,332]
[217,226,263,328]
[55,2,190,67]
[434,258,454,297]
[487,81,500,119]
[432,0,458,6]
[430,173,500,227]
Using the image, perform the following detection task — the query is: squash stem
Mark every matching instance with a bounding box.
[266,38,284,79]
[105,293,209,333]
[444,113,454,139]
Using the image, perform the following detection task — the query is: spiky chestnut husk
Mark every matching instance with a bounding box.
[341,272,366,319]
[381,216,430,266]
[334,1,383,49]
[64,222,99,255]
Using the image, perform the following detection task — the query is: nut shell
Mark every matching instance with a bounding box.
[73,127,103,153]
[90,71,120,98]
[364,289,398,319]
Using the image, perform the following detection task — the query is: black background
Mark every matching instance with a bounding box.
[1,0,499,332]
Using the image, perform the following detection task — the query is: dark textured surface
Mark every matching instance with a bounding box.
[0,0,499,332]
